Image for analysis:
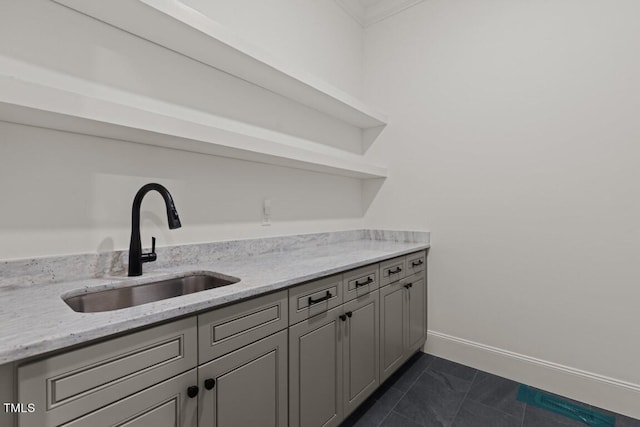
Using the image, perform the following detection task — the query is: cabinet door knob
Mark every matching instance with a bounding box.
[187,385,199,398]
[346,311,353,318]
[339,314,347,321]
[204,378,216,390]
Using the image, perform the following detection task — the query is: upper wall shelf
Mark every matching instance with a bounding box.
[52,0,388,130]
[0,58,387,179]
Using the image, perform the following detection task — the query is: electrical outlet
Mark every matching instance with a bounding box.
[262,198,272,226]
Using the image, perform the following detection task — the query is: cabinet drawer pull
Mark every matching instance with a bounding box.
[411,260,424,267]
[308,291,332,306]
[404,283,413,289]
[346,311,352,318]
[389,267,402,275]
[187,385,199,398]
[204,378,216,390]
[355,277,374,288]
[339,314,347,322]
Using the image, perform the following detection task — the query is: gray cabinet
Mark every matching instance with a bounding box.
[380,256,407,287]
[289,282,381,427]
[198,290,288,363]
[406,272,427,354]
[198,330,288,427]
[343,265,378,302]
[17,318,197,427]
[406,251,426,277]
[58,370,197,427]
[380,279,406,382]
[289,306,344,427]
[14,250,426,427]
[380,265,427,383]
[342,291,380,418]
[16,292,289,427]
[288,274,343,325]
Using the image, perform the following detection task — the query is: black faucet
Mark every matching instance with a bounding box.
[128,183,181,276]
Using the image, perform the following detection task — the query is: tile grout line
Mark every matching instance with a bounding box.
[377,354,435,427]
[521,404,527,427]
[461,397,525,423]
[389,410,422,427]
[461,381,526,421]
[447,370,478,427]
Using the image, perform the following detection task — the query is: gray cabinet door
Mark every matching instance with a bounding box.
[406,274,427,353]
[342,291,379,418]
[289,306,344,427]
[198,330,288,427]
[60,369,198,427]
[379,281,406,383]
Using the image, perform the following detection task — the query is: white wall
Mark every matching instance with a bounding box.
[363,0,640,416]
[182,0,364,97]
[0,0,366,259]
[0,121,363,259]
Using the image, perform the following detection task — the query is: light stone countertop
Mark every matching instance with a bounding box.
[0,237,429,365]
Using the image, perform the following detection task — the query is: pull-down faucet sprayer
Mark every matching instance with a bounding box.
[128,183,181,277]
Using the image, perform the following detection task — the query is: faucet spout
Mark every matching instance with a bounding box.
[128,183,181,276]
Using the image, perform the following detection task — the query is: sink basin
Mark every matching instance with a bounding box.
[63,273,240,313]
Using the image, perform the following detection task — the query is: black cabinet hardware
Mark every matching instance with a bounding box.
[339,314,347,321]
[355,277,374,287]
[404,282,413,289]
[346,311,353,318]
[308,290,332,306]
[204,378,216,390]
[411,259,424,267]
[389,267,402,275]
[187,385,199,398]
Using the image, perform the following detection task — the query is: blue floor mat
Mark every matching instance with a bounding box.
[517,385,615,426]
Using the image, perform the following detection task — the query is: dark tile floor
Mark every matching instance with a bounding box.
[342,352,640,427]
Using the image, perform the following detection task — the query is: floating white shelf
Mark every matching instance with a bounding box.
[52,0,388,129]
[0,58,388,179]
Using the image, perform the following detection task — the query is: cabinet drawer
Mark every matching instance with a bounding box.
[343,264,378,302]
[289,274,343,325]
[198,290,288,364]
[48,369,197,427]
[380,256,406,286]
[406,251,426,276]
[18,317,197,427]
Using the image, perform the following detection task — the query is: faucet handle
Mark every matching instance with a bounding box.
[141,236,157,264]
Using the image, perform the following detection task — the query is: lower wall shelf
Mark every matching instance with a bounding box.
[0,58,388,179]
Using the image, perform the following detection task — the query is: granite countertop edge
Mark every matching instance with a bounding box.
[0,239,429,365]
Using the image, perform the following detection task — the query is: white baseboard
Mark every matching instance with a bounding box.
[424,330,640,420]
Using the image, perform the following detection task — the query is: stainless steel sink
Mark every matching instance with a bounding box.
[63,273,240,313]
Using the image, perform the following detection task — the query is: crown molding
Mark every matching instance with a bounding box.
[336,0,425,27]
